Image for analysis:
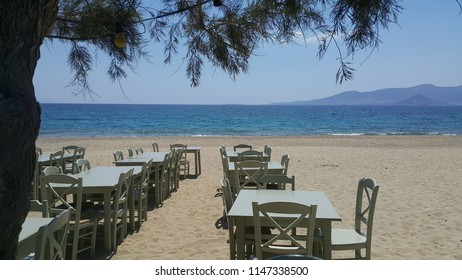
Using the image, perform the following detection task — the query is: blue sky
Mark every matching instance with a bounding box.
[34,1,462,105]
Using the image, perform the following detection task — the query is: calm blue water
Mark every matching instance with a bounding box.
[38,103,462,137]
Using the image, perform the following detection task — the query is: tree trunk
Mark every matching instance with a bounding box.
[0,0,58,259]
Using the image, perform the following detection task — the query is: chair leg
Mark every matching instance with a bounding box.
[91,222,97,256]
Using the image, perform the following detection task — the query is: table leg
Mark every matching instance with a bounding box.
[235,218,245,260]
[187,150,201,177]
[104,191,112,251]
[196,150,201,176]
[321,221,333,259]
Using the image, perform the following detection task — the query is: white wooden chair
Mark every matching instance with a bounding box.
[34,210,70,260]
[40,174,98,259]
[221,178,262,259]
[170,144,190,178]
[330,178,380,259]
[280,154,290,175]
[76,158,91,172]
[233,160,268,197]
[252,201,317,260]
[130,160,151,230]
[263,145,272,161]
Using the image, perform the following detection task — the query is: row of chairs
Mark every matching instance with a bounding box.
[38,145,86,175]
[113,143,189,203]
[33,155,151,259]
[114,143,189,178]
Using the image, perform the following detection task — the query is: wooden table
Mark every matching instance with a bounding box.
[17,217,53,259]
[227,161,285,195]
[227,189,341,260]
[72,166,142,251]
[114,152,167,205]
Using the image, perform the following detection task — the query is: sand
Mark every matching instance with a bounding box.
[36,135,462,260]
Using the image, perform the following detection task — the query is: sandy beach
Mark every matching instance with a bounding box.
[36,135,462,260]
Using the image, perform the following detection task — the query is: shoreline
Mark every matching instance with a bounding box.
[35,135,462,259]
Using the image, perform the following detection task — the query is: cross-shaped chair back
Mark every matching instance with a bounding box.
[355,178,380,243]
[40,174,83,221]
[49,151,64,172]
[233,160,268,196]
[35,209,70,260]
[252,201,317,260]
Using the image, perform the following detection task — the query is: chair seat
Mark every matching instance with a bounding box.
[68,218,97,226]
[331,228,367,247]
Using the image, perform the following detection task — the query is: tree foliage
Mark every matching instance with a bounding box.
[48,0,403,96]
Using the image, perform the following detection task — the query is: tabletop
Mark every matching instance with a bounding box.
[114,152,167,166]
[228,161,285,171]
[17,217,54,259]
[73,166,142,188]
[228,189,341,221]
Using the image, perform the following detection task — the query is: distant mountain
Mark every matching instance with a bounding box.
[272,84,462,106]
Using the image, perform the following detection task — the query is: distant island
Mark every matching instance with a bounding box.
[271,84,462,106]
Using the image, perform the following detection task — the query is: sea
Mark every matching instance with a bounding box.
[38,103,462,138]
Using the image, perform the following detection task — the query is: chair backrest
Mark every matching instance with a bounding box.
[158,152,171,198]
[128,147,135,157]
[263,145,272,160]
[40,174,84,225]
[233,143,252,151]
[233,160,268,195]
[256,174,295,191]
[137,160,152,195]
[62,145,80,154]
[35,209,70,260]
[113,168,134,220]
[62,146,82,170]
[220,177,238,259]
[220,178,234,212]
[170,143,187,160]
[135,147,144,155]
[36,147,43,155]
[75,158,91,172]
[66,147,86,174]
[152,142,159,152]
[237,150,264,162]
[355,178,380,248]
[49,151,64,171]
[280,154,290,175]
[43,166,61,176]
[113,150,124,161]
[29,200,49,217]
[252,201,317,260]
[220,146,229,179]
